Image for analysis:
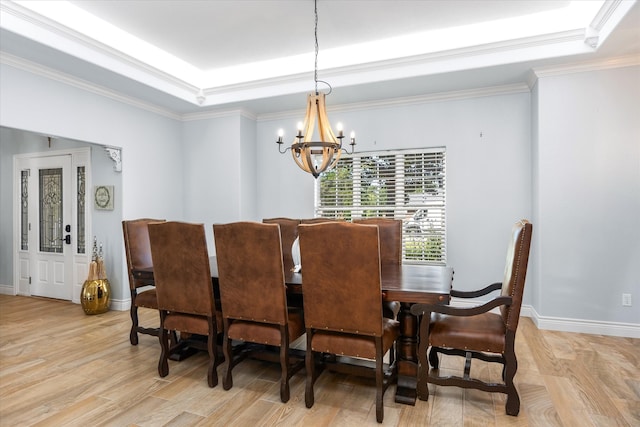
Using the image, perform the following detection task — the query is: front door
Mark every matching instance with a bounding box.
[15,149,90,301]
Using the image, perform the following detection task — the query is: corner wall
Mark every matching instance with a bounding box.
[534,65,640,328]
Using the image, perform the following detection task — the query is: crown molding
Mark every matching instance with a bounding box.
[591,0,622,31]
[1,1,202,104]
[530,53,640,84]
[1,51,182,120]
[181,108,257,122]
[258,83,531,122]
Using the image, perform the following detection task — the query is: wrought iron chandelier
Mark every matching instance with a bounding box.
[276,0,355,178]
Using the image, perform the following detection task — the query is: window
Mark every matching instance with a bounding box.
[315,148,446,264]
[77,166,86,254]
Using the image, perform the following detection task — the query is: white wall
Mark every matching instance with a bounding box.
[182,114,241,254]
[239,115,258,222]
[534,65,640,325]
[0,63,184,304]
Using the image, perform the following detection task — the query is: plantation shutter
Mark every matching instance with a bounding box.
[316,148,446,264]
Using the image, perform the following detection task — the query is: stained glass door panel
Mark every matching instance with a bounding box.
[39,168,63,253]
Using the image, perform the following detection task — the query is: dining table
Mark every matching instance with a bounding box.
[133,256,453,405]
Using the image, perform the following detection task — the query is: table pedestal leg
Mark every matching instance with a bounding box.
[395,302,419,405]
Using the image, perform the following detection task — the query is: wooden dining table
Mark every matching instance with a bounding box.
[133,257,453,405]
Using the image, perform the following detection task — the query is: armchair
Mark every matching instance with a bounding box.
[410,219,532,416]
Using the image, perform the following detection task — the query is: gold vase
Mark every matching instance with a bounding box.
[81,278,111,314]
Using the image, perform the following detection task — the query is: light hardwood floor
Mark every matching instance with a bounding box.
[0,294,638,426]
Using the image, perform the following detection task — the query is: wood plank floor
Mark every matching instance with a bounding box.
[0,294,638,426]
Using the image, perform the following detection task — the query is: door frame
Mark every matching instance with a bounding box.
[13,147,92,303]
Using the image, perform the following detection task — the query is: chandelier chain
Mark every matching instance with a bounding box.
[314,0,331,95]
[314,0,318,94]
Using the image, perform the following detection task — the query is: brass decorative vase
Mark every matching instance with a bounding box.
[81,239,110,314]
[81,278,111,314]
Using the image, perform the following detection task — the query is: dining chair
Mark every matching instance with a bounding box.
[299,217,344,224]
[298,218,345,270]
[148,221,223,387]
[410,219,533,416]
[122,218,165,345]
[353,218,402,320]
[262,217,301,272]
[298,222,399,423]
[353,218,402,265]
[213,221,305,403]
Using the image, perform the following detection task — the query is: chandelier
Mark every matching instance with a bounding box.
[276,0,355,179]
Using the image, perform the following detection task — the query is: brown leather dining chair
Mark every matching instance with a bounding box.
[262,217,301,272]
[353,218,402,318]
[410,219,533,416]
[122,218,165,345]
[353,218,402,265]
[299,217,344,224]
[213,221,305,403]
[148,221,223,387]
[298,222,399,423]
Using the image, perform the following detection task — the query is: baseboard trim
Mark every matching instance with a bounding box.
[0,284,131,312]
[529,307,640,339]
[0,284,14,295]
[451,299,639,338]
[109,298,129,312]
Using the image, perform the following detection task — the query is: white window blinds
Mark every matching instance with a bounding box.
[315,148,446,264]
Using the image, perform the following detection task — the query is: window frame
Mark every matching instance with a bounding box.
[314,147,446,265]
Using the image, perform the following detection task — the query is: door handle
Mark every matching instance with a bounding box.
[64,224,71,244]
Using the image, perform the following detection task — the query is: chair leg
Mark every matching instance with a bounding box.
[504,335,520,416]
[207,317,218,388]
[129,291,138,345]
[388,341,395,367]
[305,331,315,408]
[158,312,169,378]
[429,346,440,369]
[279,326,290,403]
[222,321,233,390]
[375,338,384,423]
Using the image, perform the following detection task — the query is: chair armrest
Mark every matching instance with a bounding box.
[450,282,502,298]
[410,295,512,317]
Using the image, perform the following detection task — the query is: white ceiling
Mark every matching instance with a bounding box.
[68,0,575,71]
[1,0,639,116]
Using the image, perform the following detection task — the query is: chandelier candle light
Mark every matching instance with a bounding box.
[277,0,355,178]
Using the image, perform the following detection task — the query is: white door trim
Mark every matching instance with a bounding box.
[13,147,92,303]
